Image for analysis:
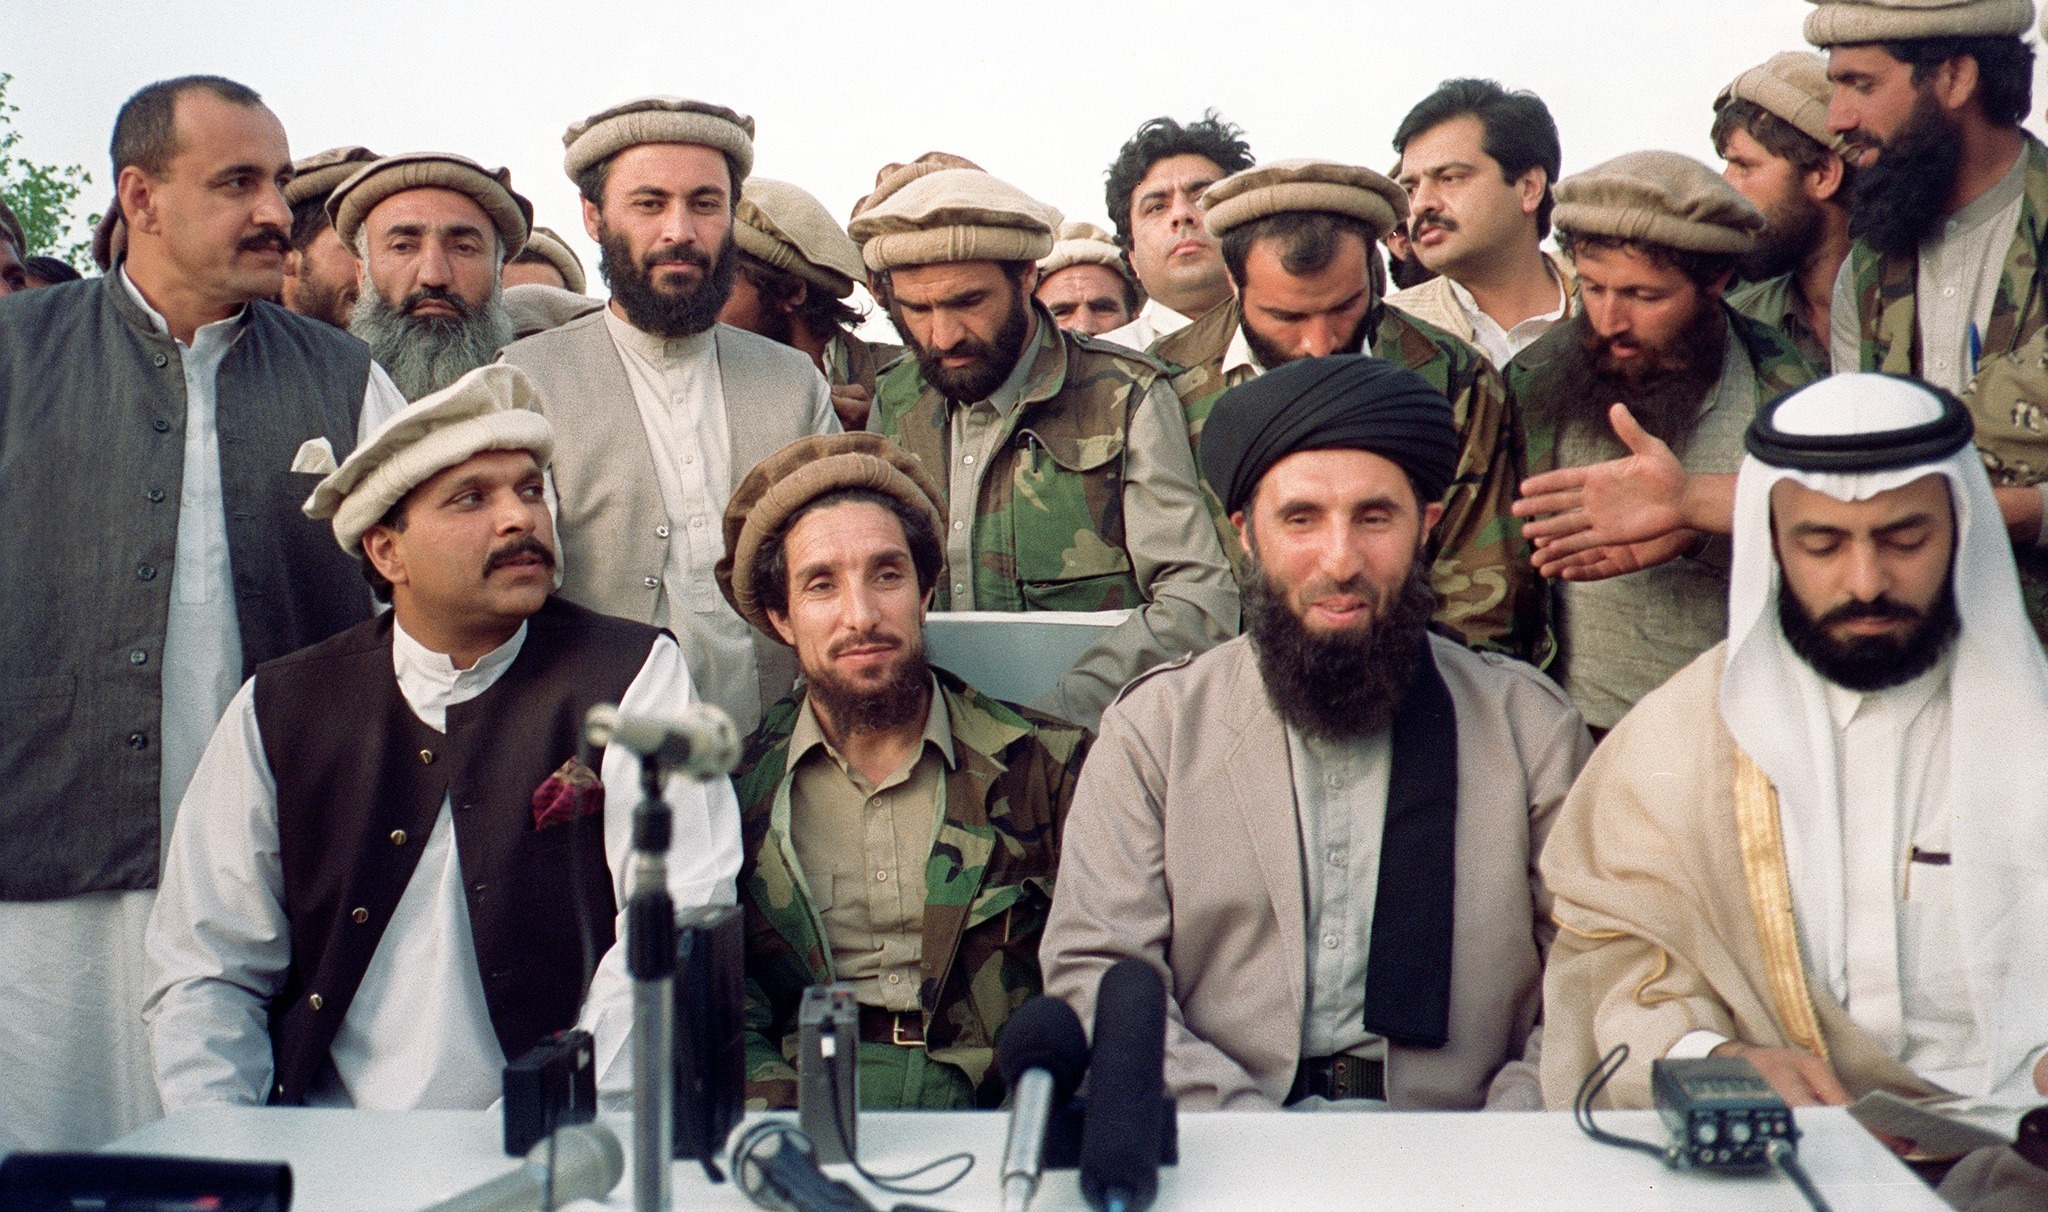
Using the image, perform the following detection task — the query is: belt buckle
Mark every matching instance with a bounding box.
[892,1013,925,1048]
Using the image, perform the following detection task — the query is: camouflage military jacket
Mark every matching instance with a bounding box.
[1727,273,1827,370]
[732,670,1088,1108]
[1155,297,1544,665]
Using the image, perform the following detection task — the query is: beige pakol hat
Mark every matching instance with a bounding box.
[1717,53,1843,153]
[848,166,1062,273]
[1554,150,1764,255]
[328,152,534,260]
[850,152,987,222]
[562,96,755,184]
[1805,0,2034,44]
[1200,159,1410,242]
[518,225,587,294]
[303,363,555,555]
[735,178,866,298]
[283,145,379,209]
[1038,220,1137,284]
[716,432,946,641]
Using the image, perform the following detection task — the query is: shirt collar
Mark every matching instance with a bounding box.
[1222,314,1265,379]
[1444,257,1568,331]
[604,304,716,364]
[1820,643,1955,731]
[1139,297,1192,334]
[1943,147,2029,240]
[120,266,246,349]
[391,615,528,707]
[789,673,955,776]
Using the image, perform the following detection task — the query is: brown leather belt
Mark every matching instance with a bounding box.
[857,1004,925,1047]
[1286,1054,1385,1104]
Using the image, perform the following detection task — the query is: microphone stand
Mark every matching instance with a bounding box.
[627,753,674,1212]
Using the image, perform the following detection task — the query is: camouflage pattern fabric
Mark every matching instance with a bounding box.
[1727,273,1827,370]
[870,310,1176,614]
[1848,137,2048,643]
[1154,297,1547,665]
[732,669,1088,1110]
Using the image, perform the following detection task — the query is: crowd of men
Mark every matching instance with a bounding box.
[3,0,2048,1205]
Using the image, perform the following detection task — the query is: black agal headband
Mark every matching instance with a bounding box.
[1746,375,1974,473]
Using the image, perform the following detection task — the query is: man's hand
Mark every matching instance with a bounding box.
[1710,1040,1850,1107]
[1534,530,1702,581]
[1515,404,1690,574]
[830,383,873,432]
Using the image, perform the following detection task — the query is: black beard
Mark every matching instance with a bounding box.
[349,284,515,401]
[806,633,933,737]
[1738,193,1825,283]
[896,284,1031,403]
[1848,95,1964,259]
[1241,308,1372,371]
[1242,554,1436,741]
[1539,308,1728,454]
[600,227,737,338]
[1778,579,1959,692]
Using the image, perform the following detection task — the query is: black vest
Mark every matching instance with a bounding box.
[0,274,373,899]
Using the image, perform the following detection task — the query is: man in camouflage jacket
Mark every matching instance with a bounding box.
[1153,158,1544,665]
[715,432,1088,1110]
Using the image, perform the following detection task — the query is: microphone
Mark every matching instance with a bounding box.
[996,997,1091,1212]
[421,1121,625,1211]
[1078,960,1168,1212]
[585,702,742,780]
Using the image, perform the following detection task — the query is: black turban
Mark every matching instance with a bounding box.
[1198,354,1459,517]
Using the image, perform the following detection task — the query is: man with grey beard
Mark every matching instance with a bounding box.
[327,152,530,400]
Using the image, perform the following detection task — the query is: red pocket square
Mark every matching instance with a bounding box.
[532,757,604,830]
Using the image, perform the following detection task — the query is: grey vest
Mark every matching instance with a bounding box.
[0,275,374,900]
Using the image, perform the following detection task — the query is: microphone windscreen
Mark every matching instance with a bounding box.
[997,996,1091,1103]
[1079,960,1167,1212]
[543,1121,626,1205]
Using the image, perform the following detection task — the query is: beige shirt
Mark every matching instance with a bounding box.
[1445,261,1569,368]
[1100,297,1193,352]
[1285,726,1391,1066]
[944,321,1045,608]
[787,682,955,1012]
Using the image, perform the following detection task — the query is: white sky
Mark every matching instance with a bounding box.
[10,0,2044,306]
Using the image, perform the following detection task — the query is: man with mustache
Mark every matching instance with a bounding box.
[1155,159,1542,663]
[278,145,378,330]
[1035,220,1143,337]
[499,97,837,737]
[1041,356,1590,1110]
[852,156,1237,728]
[1712,53,1853,370]
[1098,111,1254,351]
[1389,78,1576,370]
[716,432,1086,1109]
[330,152,530,401]
[143,365,741,1111]
[0,75,406,1151]
[1509,151,1815,733]
[1540,374,2048,1207]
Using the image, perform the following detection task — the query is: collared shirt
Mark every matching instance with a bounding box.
[943,318,1052,608]
[143,621,743,1111]
[119,271,409,844]
[785,681,954,1012]
[1099,296,1193,352]
[603,309,765,733]
[1220,320,1264,390]
[1285,725,1392,1066]
[1446,262,1569,368]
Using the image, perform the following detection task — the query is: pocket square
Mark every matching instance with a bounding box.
[532,756,604,830]
[291,437,338,474]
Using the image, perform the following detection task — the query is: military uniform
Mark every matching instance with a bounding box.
[827,331,904,399]
[1727,273,1827,370]
[733,671,1088,1109]
[1155,296,1541,665]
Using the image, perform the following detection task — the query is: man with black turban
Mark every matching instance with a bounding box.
[1041,354,1591,1111]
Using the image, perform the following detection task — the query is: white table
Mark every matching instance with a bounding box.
[106,1105,1948,1210]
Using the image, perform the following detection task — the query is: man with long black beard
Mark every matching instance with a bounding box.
[328,153,527,401]
[716,433,1087,1109]
[1507,151,1815,733]
[1041,355,1590,1111]
[498,97,836,736]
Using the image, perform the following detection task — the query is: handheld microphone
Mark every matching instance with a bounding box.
[996,997,1091,1212]
[1078,960,1168,1212]
[585,702,741,780]
[421,1121,625,1211]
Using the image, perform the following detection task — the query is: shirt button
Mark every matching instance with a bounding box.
[953,520,965,530]
[146,488,166,503]
[953,582,966,596]
[418,749,436,765]
[129,650,148,665]
[962,454,975,466]
[127,731,149,750]
[691,517,704,529]
[1322,933,1340,950]
[136,563,157,581]
[152,353,169,368]
[1943,286,1958,297]
[683,454,695,465]
[876,870,888,882]
[655,525,670,538]
[152,418,170,433]
[1327,848,1343,866]
[308,993,324,1010]
[390,829,408,846]
[887,973,902,984]
[644,576,659,588]
[351,907,369,924]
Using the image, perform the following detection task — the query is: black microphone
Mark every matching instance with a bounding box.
[1078,960,1168,1212]
[996,996,1090,1212]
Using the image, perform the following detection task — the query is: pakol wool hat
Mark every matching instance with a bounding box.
[562,96,755,184]
[283,145,379,209]
[1716,52,1845,153]
[849,152,986,221]
[1038,220,1138,284]
[1200,159,1410,242]
[1554,150,1764,254]
[1806,0,2034,44]
[735,178,866,298]
[303,363,554,555]
[848,166,1061,273]
[328,152,533,260]
[518,225,587,294]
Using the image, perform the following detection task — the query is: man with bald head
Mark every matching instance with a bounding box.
[0,74,406,1150]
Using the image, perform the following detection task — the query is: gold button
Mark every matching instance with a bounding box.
[390,830,407,845]
[309,993,324,1010]
[418,749,436,765]
[351,907,369,924]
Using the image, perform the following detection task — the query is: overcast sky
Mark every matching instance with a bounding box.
[10,0,2045,302]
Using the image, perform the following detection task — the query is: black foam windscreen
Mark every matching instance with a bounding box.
[1078,960,1167,1212]
[997,995,1091,1105]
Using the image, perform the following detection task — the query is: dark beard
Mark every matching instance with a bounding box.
[600,226,737,338]
[1539,308,1728,454]
[1848,95,1964,259]
[349,284,515,401]
[1738,192,1825,283]
[1778,578,1959,692]
[897,284,1031,403]
[293,273,355,330]
[806,632,933,737]
[1241,308,1371,371]
[1243,554,1437,742]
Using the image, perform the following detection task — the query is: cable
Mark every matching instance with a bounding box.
[1573,1044,1672,1163]
[818,1026,974,1196]
[1768,1139,1834,1212]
